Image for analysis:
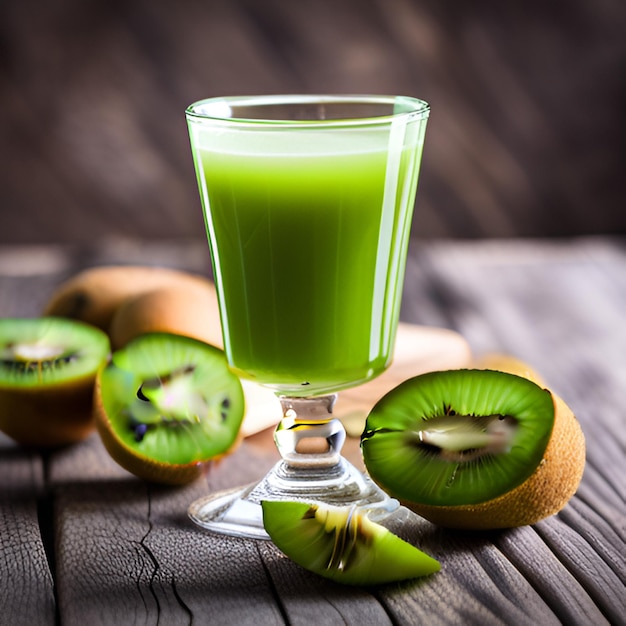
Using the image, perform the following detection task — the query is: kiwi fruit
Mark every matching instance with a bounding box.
[262,500,440,585]
[43,265,211,332]
[361,369,585,530]
[108,280,222,350]
[473,352,545,386]
[94,332,244,485]
[0,317,110,447]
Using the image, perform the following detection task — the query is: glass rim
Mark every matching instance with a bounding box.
[185,94,430,128]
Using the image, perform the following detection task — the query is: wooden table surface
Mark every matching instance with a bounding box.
[0,236,624,625]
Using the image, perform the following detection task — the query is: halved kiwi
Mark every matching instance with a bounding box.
[361,369,585,529]
[94,332,245,485]
[262,500,440,586]
[0,317,110,447]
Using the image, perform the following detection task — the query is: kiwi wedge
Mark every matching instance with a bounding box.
[262,500,440,586]
[94,332,244,485]
[361,369,585,529]
[0,317,110,447]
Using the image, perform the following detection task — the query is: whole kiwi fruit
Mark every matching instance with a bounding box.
[108,280,222,350]
[361,369,585,530]
[473,352,545,386]
[0,317,110,447]
[94,332,244,485]
[262,500,440,585]
[43,265,211,332]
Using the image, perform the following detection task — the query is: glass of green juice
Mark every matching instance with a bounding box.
[186,95,430,539]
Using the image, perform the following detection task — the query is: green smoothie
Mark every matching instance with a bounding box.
[191,127,424,396]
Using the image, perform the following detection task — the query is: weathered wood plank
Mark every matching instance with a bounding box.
[0,434,56,626]
[492,525,610,626]
[533,516,624,625]
[49,435,286,625]
[257,540,394,626]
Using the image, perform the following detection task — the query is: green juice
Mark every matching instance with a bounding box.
[192,128,424,396]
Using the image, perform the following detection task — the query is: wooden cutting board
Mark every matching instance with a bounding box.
[240,323,471,437]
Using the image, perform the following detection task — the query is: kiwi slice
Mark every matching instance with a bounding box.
[95,332,244,484]
[262,500,440,586]
[0,317,110,447]
[361,369,585,529]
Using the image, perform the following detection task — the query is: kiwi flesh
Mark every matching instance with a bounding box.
[95,332,244,484]
[262,500,440,585]
[0,317,110,447]
[361,369,585,529]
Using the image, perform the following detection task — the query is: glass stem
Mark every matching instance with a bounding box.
[274,394,346,469]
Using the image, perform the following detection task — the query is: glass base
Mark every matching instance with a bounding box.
[189,393,415,540]
[188,456,403,540]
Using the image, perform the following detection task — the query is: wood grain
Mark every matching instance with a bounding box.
[50,435,285,625]
[0,434,56,626]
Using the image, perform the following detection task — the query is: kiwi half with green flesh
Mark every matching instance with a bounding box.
[262,500,440,586]
[0,317,110,447]
[94,332,244,485]
[361,369,585,529]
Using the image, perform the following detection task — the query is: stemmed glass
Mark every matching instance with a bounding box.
[185,95,429,539]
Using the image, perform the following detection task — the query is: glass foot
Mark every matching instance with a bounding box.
[188,456,403,540]
[189,393,415,540]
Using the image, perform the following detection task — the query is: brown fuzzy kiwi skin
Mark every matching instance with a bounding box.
[108,281,222,351]
[43,266,210,332]
[93,373,241,485]
[399,393,586,530]
[0,373,98,448]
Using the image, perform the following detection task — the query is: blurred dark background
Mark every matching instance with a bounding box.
[1,0,624,245]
